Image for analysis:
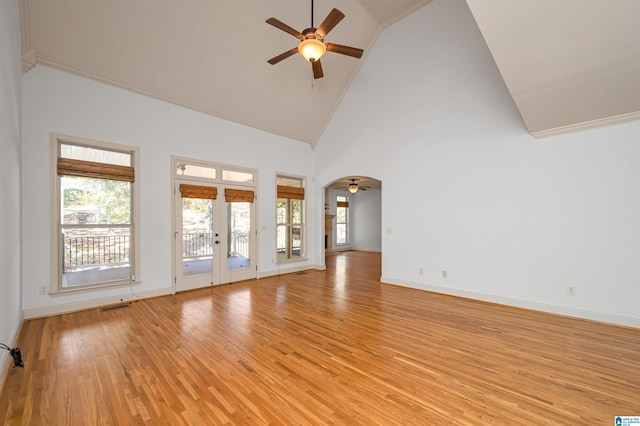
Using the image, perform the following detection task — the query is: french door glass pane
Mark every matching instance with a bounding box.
[176,163,216,179]
[227,202,251,270]
[182,198,213,276]
[222,169,254,183]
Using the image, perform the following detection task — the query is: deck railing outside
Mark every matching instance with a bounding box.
[182,231,249,259]
[229,231,248,258]
[63,231,249,272]
[182,232,213,258]
[63,234,130,272]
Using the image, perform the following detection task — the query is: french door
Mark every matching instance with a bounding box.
[174,180,256,292]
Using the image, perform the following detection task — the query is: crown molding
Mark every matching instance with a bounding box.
[22,48,35,73]
[530,111,640,139]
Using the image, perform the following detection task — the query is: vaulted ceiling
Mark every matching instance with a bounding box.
[19,0,640,147]
[466,0,640,138]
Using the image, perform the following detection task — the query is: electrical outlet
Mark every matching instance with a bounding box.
[441,270,448,279]
[419,268,424,275]
[567,286,576,296]
[39,286,48,295]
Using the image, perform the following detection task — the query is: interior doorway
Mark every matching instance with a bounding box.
[324,176,382,255]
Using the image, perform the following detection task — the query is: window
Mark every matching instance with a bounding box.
[336,195,349,245]
[52,135,139,292]
[276,175,305,262]
[175,160,255,185]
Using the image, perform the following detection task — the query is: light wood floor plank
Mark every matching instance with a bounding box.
[1,251,639,424]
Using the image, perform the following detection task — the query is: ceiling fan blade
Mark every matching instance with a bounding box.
[326,43,364,58]
[317,8,345,37]
[266,18,304,40]
[267,47,299,65]
[312,59,324,79]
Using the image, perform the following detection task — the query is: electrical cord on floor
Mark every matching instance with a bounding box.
[129,280,140,299]
[0,343,24,368]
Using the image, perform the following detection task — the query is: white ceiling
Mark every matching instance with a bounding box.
[19,0,431,147]
[466,0,640,137]
[19,0,640,146]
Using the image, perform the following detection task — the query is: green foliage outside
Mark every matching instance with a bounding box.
[62,176,131,224]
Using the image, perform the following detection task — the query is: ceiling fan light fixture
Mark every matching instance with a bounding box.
[298,38,326,62]
[348,182,359,193]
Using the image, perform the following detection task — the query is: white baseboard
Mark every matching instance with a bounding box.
[381,276,640,329]
[326,248,381,254]
[23,287,173,319]
[23,265,330,319]
[0,311,24,385]
[259,264,325,278]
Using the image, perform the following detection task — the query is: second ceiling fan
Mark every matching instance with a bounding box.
[266,0,364,79]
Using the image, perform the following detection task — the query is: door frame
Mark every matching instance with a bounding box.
[170,156,258,294]
[173,178,221,292]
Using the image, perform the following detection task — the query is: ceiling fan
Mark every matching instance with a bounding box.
[347,179,368,193]
[266,0,364,79]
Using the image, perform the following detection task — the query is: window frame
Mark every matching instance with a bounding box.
[50,134,140,294]
[276,174,306,263]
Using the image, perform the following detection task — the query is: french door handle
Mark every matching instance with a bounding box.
[215,240,220,244]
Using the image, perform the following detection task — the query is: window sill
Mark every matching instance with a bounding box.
[49,279,141,296]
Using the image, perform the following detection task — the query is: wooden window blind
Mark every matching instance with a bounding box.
[180,184,217,199]
[225,188,254,203]
[277,186,305,200]
[337,201,349,208]
[57,158,134,182]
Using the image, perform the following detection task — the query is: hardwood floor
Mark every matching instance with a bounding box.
[1,251,639,424]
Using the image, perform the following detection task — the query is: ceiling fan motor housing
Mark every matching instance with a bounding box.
[299,28,325,62]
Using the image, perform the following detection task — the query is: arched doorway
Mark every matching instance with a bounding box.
[323,176,382,256]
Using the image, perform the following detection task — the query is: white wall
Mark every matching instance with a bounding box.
[0,0,23,375]
[351,189,381,252]
[12,0,640,328]
[21,65,317,315]
[315,0,640,327]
